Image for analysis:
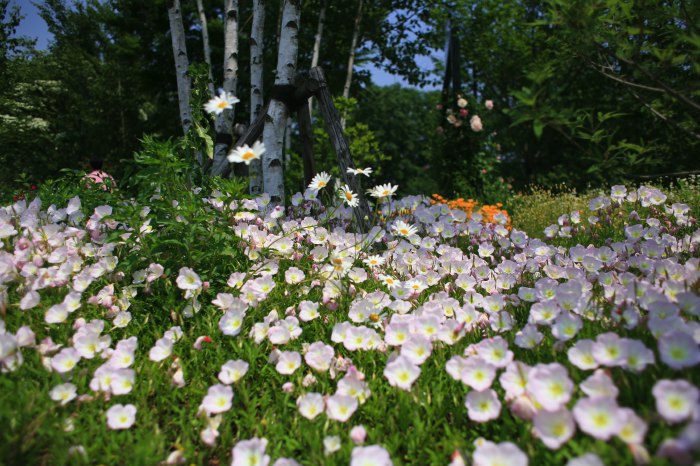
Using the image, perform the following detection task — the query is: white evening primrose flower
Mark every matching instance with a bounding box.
[616,407,647,445]
[113,311,132,328]
[652,379,699,423]
[658,331,700,370]
[526,363,574,411]
[465,389,501,423]
[201,384,233,415]
[580,369,619,399]
[273,459,300,466]
[400,334,432,365]
[499,361,531,399]
[472,441,528,466]
[299,301,320,322]
[148,337,173,362]
[326,394,358,422]
[383,355,420,390]
[106,403,137,430]
[533,408,576,449]
[385,322,410,346]
[231,437,270,466]
[297,392,325,420]
[572,397,622,440]
[347,167,373,177]
[323,436,341,456]
[219,309,245,336]
[176,267,202,291]
[228,141,265,165]
[51,348,81,373]
[204,91,239,115]
[275,351,302,375]
[567,339,599,370]
[592,332,628,367]
[49,383,77,405]
[63,292,82,312]
[460,357,497,391]
[218,359,249,384]
[45,303,69,324]
[285,267,305,285]
[566,454,604,466]
[304,341,334,372]
[308,172,332,193]
[110,368,135,395]
[350,445,393,466]
[475,336,513,368]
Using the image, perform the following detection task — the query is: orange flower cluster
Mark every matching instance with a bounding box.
[431,194,511,227]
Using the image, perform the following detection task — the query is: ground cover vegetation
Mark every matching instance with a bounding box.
[1,141,699,464]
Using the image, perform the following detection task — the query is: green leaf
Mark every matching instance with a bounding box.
[195,123,214,159]
[533,120,545,139]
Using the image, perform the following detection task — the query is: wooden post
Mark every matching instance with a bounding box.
[309,66,370,232]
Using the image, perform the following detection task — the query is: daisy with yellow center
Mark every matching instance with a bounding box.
[367,183,398,198]
[308,172,332,193]
[338,184,360,207]
[347,167,373,177]
[227,141,265,165]
[204,91,240,115]
[392,219,417,237]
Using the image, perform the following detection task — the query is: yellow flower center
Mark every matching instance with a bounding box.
[593,413,609,427]
[217,101,228,109]
[242,151,256,160]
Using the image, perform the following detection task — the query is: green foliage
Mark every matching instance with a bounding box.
[354,84,441,195]
[509,185,594,239]
[285,96,390,195]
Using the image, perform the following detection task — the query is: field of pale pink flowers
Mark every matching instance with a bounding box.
[1,176,699,465]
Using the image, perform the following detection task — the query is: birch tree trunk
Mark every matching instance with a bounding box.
[342,0,363,101]
[248,0,266,195]
[167,0,193,137]
[262,0,301,205]
[196,0,215,97]
[210,0,239,177]
[308,0,326,114]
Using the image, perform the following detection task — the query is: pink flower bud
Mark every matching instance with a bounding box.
[193,335,213,350]
[350,425,367,445]
[485,100,494,110]
[282,382,294,393]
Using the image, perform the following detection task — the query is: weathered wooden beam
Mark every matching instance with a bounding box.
[309,66,370,232]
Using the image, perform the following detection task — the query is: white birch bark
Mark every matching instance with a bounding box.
[211,0,239,177]
[342,0,364,101]
[196,0,215,97]
[308,0,326,114]
[167,0,193,137]
[262,0,301,205]
[248,0,266,195]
